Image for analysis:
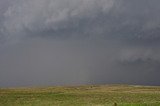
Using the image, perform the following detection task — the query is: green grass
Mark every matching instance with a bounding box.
[0,85,160,106]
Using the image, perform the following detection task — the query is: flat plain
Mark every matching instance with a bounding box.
[0,85,160,106]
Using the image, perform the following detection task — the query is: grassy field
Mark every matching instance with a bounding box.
[0,85,160,106]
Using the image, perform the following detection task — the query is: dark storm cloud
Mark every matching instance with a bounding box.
[1,0,160,43]
[0,0,160,87]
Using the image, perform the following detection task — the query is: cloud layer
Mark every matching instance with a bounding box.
[0,0,160,87]
[1,0,160,43]
[1,0,115,43]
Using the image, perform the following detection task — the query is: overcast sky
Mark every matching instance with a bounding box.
[0,0,160,87]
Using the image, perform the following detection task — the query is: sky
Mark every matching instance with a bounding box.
[0,0,160,87]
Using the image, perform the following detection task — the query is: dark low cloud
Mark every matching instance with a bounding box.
[0,0,160,87]
[1,0,160,43]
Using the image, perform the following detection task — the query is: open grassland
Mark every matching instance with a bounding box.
[0,85,160,106]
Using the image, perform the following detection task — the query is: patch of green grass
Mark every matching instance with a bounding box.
[0,85,160,106]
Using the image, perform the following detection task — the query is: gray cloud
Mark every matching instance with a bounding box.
[1,0,115,43]
[0,0,160,87]
[1,0,160,43]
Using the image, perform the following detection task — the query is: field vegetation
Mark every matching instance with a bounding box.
[0,85,160,106]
